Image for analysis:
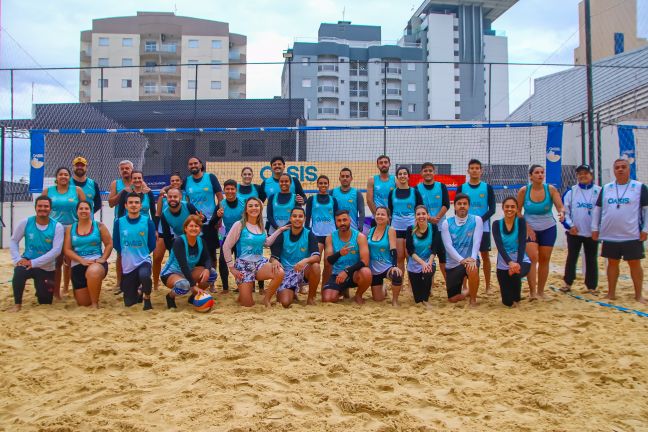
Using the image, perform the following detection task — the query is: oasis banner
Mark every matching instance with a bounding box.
[618,126,637,180]
[545,122,563,187]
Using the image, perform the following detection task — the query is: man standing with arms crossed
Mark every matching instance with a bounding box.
[366,155,396,224]
[331,167,365,231]
[417,162,450,278]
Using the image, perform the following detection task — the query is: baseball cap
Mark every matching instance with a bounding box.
[72,156,88,166]
[575,164,593,173]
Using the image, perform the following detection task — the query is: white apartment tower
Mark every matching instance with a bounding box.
[79,12,246,102]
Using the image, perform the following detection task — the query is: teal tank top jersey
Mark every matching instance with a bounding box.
[332,187,359,229]
[417,182,444,221]
[390,188,417,231]
[280,228,311,271]
[407,223,435,273]
[373,175,396,208]
[331,228,360,274]
[222,199,245,235]
[272,193,296,229]
[70,220,102,259]
[185,174,217,219]
[368,226,392,275]
[462,181,489,231]
[75,178,97,212]
[310,195,336,237]
[161,235,203,276]
[497,218,530,270]
[48,185,78,226]
[237,184,259,203]
[162,203,191,237]
[446,215,477,269]
[236,225,266,261]
[115,178,127,217]
[23,216,56,260]
[117,215,152,273]
[523,184,555,231]
[264,176,295,200]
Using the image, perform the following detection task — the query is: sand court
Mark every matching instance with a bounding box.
[1,248,648,431]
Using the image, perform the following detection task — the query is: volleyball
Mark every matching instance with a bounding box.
[193,293,214,313]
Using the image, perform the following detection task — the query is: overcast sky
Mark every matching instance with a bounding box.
[1,0,646,178]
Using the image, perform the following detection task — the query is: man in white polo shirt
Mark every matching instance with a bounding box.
[591,159,648,303]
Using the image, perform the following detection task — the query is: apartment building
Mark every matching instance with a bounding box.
[281,22,427,120]
[79,12,246,102]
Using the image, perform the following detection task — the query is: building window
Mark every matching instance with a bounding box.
[188,39,199,48]
[211,40,222,49]
[408,83,416,92]
[242,140,265,157]
[302,57,310,66]
[211,80,222,90]
[98,37,109,46]
[407,63,416,71]
[209,140,226,157]
[305,99,312,109]
[122,38,133,47]
[122,58,133,67]
[98,79,108,88]
[211,60,222,69]
[121,79,132,88]
[455,101,461,107]
[614,32,625,55]
[164,82,177,94]
[145,41,157,52]
[454,76,460,82]
[188,80,196,89]
[98,58,109,67]
[454,50,459,57]
[408,103,416,113]
[302,79,311,88]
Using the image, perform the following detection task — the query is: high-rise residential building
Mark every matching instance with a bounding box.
[79,12,246,103]
[402,0,515,121]
[281,22,427,120]
[574,0,647,65]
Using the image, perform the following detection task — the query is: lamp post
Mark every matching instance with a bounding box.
[283,49,294,126]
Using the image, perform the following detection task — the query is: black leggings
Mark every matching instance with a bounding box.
[121,262,152,307]
[202,223,219,263]
[496,262,530,307]
[564,233,598,290]
[408,269,435,303]
[12,266,55,305]
[218,247,264,292]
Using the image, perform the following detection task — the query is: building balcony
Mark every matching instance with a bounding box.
[381,67,402,79]
[382,88,402,100]
[318,107,339,118]
[229,51,247,63]
[80,50,91,63]
[317,85,339,97]
[349,90,369,98]
[317,64,339,77]
[228,71,246,84]
[350,111,369,118]
[141,43,181,57]
[383,109,402,117]
[159,65,180,76]
[229,92,246,99]
[80,70,91,82]
[350,69,369,77]
[141,84,178,96]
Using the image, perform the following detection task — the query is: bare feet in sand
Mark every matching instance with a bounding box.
[636,296,648,305]
[391,299,400,307]
[7,304,21,312]
[605,293,617,301]
[353,295,365,305]
[306,298,316,306]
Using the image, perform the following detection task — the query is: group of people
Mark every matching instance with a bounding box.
[8,153,648,312]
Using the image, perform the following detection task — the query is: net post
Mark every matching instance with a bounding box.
[383,60,387,155]
[580,114,586,165]
[596,114,602,185]
[0,125,4,248]
[487,63,492,179]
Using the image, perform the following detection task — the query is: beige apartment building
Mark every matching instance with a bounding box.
[574,0,647,64]
[79,12,246,102]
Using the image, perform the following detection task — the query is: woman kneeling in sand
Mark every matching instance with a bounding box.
[63,201,112,308]
[222,197,288,307]
[161,215,217,309]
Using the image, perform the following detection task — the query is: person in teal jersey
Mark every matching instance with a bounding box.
[457,159,496,295]
[440,194,484,307]
[492,197,530,307]
[117,170,157,221]
[417,162,450,279]
[113,192,157,310]
[267,173,300,234]
[258,156,306,205]
[156,187,202,289]
[237,166,262,203]
[156,172,187,216]
[516,165,565,300]
[388,167,423,276]
[42,166,86,299]
[63,201,112,308]
[331,167,366,232]
[367,155,396,222]
[71,156,102,214]
[270,207,321,307]
[216,180,247,292]
[368,207,403,306]
[182,156,223,266]
[108,160,135,291]
[306,175,338,289]
[162,214,217,309]
[323,210,372,304]
[406,206,441,308]
[222,197,289,307]
[9,196,64,311]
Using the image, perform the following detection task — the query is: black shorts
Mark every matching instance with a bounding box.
[437,242,447,264]
[323,270,358,292]
[601,240,645,261]
[371,268,403,286]
[445,263,479,298]
[479,232,491,252]
[71,262,108,290]
[316,235,327,245]
[395,229,407,239]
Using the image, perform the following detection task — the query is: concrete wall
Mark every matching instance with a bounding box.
[484,35,509,121]
[425,13,457,120]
